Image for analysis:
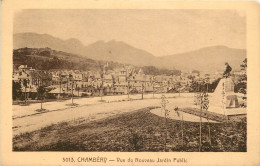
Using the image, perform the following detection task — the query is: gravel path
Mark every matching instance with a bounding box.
[13,94,195,136]
[13,93,194,119]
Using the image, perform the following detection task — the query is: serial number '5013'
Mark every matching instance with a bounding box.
[62,157,75,162]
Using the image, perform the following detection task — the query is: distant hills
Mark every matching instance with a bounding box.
[14,33,246,72]
[14,33,85,55]
[157,46,246,72]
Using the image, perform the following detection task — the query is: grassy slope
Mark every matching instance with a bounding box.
[13,107,246,152]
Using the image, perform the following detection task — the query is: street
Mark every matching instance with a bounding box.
[13,93,195,135]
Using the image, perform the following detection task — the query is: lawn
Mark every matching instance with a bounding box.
[13,106,246,152]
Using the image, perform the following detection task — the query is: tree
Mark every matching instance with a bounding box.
[141,84,144,100]
[37,86,45,110]
[201,92,211,146]
[152,77,155,98]
[12,81,22,100]
[23,79,28,104]
[98,63,105,101]
[199,93,203,152]
[239,58,247,102]
[197,91,211,151]
[174,106,184,148]
[141,66,181,76]
[75,86,80,97]
[39,50,51,57]
[190,80,199,92]
[127,71,133,100]
[71,80,75,104]
[175,82,182,96]
[161,95,169,151]
[58,74,62,99]
[192,70,200,75]
[142,66,159,75]
[209,78,221,93]
[187,75,195,81]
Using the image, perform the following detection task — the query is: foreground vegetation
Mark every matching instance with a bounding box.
[13,107,246,152]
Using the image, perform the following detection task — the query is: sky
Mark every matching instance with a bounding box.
[14,9,246,56]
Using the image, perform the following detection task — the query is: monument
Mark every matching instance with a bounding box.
[208,63,240,115]
[209,78,239,108]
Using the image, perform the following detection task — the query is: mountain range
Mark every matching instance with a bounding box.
[14,33,246,72]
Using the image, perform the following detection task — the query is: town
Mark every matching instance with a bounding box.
[12,63,245,102]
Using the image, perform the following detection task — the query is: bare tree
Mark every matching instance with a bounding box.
[174,106,184,148]
[37,86,45,110]
[204,80,211,145]
[76,86,80,97]
[141,84,144,100]
[98,62,105,102]
[198,90,211,151]
[58,73,62,99]
[161,95,169,151]
[175,82,181,96]
[152,79,155,98]
[126,71,133,100]
[71,80,74,104]
[23,79,28,104]
[199,93,203,152]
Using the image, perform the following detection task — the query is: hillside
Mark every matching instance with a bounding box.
[83,40,156,66]
[14,33,246,72]
[13,47,180,76]
[158,46,246,72]
[13,47,122,71]
[14,33,85,55]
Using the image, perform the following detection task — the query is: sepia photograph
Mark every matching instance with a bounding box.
[2,0,260,165]
[11,9,248,152]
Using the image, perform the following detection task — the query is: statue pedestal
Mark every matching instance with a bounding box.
[209,78,239,115]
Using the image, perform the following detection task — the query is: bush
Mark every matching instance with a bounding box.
[45,93,57,99]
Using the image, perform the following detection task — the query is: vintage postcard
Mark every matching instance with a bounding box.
[1,0,260,165]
